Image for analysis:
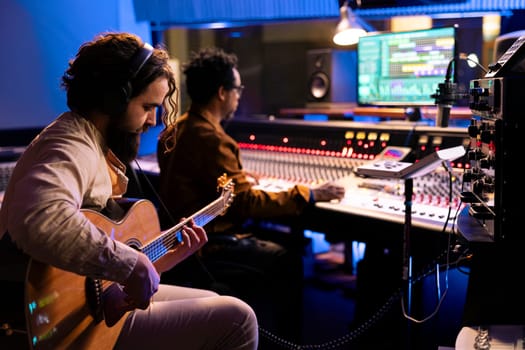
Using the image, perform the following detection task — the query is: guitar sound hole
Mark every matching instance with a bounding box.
[126,239,142,251]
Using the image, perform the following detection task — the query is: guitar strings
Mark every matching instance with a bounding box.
[144,203,227,262]
[131,159,220,283]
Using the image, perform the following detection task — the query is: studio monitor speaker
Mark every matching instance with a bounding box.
[306,49,357,106]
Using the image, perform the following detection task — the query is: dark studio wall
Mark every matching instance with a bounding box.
[183,17,489,117]
[0,0,151,134]
[181,25,325,118]
[180,19,389,118]
[176,11,525,119]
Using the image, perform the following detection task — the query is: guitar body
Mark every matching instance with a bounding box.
[25,260,128,350]
[25,199,161,350]
[23,176,234,350]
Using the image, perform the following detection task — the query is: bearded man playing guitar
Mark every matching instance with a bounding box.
[0,32,258,350]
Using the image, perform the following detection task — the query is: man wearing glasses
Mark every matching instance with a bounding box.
[157,47,344,345]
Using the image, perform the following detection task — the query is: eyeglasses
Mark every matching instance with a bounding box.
[231,85,245,95]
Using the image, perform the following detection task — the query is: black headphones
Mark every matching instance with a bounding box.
[103,42,154,115]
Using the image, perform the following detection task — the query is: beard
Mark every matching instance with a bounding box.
[106,120,141,165]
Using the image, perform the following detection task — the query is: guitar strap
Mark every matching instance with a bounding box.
[105,150,128,199]
[103,150,131,221]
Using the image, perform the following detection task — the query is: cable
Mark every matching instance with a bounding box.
[132,159,219,285]
[400,161,459,324]
[259,235,472,349]
[259,289,403,350]
[259,239,471,349]
[132,159,177,226]
[1,323,27,336]
[445,57,455,83]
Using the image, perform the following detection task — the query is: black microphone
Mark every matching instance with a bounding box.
[431,56,461,127]
[432,81,457,127]
[432,54,485,127]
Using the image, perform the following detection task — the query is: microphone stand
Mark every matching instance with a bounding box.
[355,144,466,350]
[402,177,414,350]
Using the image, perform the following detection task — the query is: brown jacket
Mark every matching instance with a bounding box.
[157,111,311,234]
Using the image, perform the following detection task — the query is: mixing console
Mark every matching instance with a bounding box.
[246,157,465,233]
[318,168,464,232]
[223,118,469,234]
[134,118,470,235]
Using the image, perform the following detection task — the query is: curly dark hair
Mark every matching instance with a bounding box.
[183,47,238,105]
[158,47,238,153]
[61,32,178,129]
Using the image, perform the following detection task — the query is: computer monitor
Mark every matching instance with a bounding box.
[357,26,457,107]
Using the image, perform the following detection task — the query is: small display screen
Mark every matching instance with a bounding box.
[377,146,412,161]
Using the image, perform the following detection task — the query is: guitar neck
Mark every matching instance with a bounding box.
[142,196,225,263]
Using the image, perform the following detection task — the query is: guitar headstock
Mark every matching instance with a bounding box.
[217,173,235,214]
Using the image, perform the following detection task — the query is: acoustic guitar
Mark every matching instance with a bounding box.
[24,175,234,350]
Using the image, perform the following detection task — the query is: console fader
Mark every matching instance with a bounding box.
[224,118,470,233]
